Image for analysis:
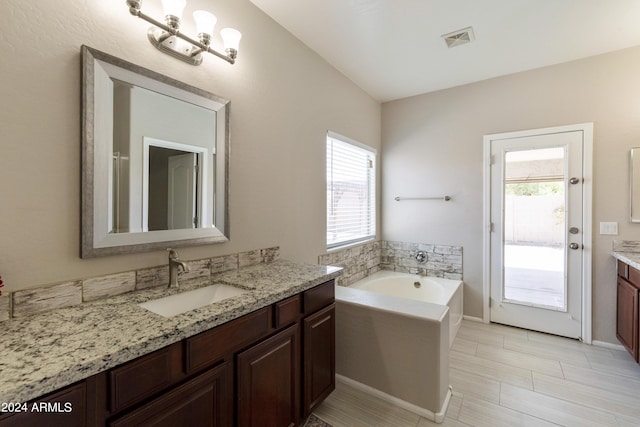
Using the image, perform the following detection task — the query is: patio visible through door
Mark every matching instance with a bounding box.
[485,124,592,340]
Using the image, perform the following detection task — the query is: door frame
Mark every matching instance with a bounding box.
[482,123,593,343]
[142,136,208,232]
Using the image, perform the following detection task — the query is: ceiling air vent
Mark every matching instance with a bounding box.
[442,26,475,48]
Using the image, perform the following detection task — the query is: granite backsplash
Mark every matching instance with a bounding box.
[0,247,280,321]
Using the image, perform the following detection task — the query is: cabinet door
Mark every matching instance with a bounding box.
[109,342,183,414]
[237,324,300,427]
[617,277,639,361]
[303,303,335,417]
[109,362,230,427]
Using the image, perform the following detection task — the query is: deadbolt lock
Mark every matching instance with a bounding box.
[569,227,579,234]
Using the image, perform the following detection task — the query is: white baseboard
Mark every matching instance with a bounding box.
[592,340,626,351]
[335,374,451,424]
[461,316,625,352]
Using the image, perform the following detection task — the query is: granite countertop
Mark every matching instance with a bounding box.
[0,260,342,403]
[611,251,640,270]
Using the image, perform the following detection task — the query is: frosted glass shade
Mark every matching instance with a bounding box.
[221,28,242,51]
[193,10,217,36]
[161,0,186,19]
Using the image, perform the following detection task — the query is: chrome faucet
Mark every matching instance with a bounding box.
[167,248,190,288]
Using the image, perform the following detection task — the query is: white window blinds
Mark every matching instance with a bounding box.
[326,132,376,249]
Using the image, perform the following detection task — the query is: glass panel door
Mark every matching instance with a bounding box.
[503,147,566,311]
[488,126,584,339]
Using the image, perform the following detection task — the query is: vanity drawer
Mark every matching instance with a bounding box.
[630,266,640,288]
[108,363,229,427]
[275,294,302,329]
[619,260,629,279]
[185,307,271,374]
[109,342,183,414]
[303,280,335,315]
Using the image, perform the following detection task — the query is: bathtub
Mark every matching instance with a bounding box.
[349,270,463,346]
[334,271,464,423]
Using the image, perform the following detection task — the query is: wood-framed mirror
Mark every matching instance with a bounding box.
[81,46,229,257]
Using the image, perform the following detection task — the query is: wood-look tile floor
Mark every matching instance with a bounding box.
[314,320,640,427]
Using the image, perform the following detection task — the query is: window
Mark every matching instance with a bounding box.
[326,131,376,249]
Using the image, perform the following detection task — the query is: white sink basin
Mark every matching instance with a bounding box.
[139,284,248,318]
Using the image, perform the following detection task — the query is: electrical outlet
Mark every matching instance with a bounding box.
[599,222,618,235]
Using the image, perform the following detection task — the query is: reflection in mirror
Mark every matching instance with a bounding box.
[81,46,229,257]
[631,148,640,223]
[143,138,209,232]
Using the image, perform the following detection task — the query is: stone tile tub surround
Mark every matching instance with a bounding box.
[319,240,463,286]
[319,241,381,286]
[0,259,342,404]
[2,246,280,321]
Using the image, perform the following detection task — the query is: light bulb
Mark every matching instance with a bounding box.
[193,10,217,37]
[221,28,242,52]
[161,0,186,19]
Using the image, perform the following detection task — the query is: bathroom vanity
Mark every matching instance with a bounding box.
[0,261,339,426]
[613,253,640,363]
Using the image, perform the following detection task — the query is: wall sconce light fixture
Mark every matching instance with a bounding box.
[126,0,242,66]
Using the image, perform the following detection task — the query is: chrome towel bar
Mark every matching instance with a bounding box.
[394,196,452,201]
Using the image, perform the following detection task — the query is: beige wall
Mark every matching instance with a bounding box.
[382,45,640,344]
[3,0,637,345]
[0,1,380,292]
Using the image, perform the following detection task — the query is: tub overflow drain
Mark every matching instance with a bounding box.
[414,281,421,288]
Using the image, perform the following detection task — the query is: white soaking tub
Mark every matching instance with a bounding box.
[349,270,463,345]
[334,270,464,423]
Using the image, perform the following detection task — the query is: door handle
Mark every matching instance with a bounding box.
[569,177,581,185]
[569,243,581,250]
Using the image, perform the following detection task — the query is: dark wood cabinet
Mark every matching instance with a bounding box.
[616,260,640,362]
[108,342,184,414]
[303,304,335,417]
[1,279,336,427]
[237,324,300,427]
[109,362,229,427]
[275,294,302,329]
[185,307,271,374]
[617,277,638,359]
[235,280,335,426]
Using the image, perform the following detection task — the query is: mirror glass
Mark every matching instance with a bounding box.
[631,148,640,223]
[81,46,229,257]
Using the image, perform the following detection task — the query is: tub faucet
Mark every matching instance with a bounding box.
[167,248,190,288]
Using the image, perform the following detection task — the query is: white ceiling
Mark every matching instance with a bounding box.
[248,0,640,102]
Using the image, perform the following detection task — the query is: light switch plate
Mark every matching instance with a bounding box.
[599,222,618,235]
